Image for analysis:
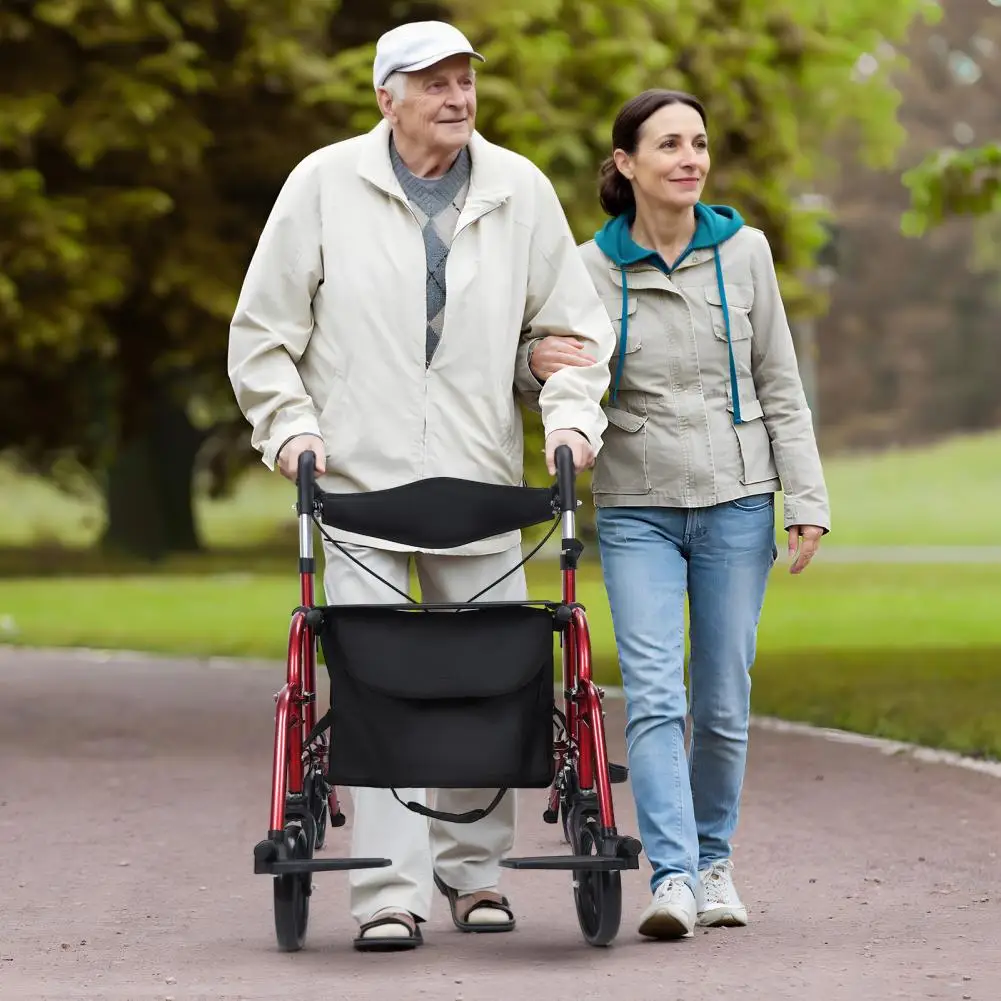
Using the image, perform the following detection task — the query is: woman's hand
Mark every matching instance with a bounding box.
[788,525,824,574]
[529,335,597,381]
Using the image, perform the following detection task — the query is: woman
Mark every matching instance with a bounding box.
[529,90,830,940]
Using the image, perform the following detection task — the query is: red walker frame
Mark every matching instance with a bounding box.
[270,539,616,838]
[255,446,640,950]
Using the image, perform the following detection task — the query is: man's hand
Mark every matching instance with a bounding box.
[277,433,326,482]
[788,525,824,574]
[545,429,595,475]
[529,335,597,382]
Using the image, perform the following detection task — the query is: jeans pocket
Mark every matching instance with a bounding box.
[730,492,774,512]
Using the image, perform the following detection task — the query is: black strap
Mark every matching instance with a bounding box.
[304,709,332,749]
[390,787,508,824]
[307,713,507,825]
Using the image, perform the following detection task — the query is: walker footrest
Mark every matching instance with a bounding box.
[500,854,639,872]
[253,837,391,875]
[259,856,392,875]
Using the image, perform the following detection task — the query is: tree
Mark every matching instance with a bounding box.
[2,0,938,555]
[889,7,1001,439]
[0,0,349,557]
[903,142,1001,234]
[900,0,1001,237]
[805,0,1001,451]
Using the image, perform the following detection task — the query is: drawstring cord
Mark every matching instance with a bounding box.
[608,267,630,405]
[714,247,743,424]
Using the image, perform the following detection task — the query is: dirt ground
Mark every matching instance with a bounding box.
[1,646,999,1001]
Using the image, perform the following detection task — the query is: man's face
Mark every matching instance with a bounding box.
[380,55,477,160]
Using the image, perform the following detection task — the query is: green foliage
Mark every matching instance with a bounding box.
[1,0,937,497]
[309,0,939,314]
[447,0,937,313]
[0,0,343,464]
[901,142,1001,236]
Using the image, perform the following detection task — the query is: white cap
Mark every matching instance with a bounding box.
[373,21,484,90]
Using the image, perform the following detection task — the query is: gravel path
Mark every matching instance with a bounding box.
[1,648,999,1001]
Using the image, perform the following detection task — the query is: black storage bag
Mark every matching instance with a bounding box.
[318,604,556,790]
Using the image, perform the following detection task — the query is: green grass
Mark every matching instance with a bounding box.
[814,429,1001,546]
[0,460,294,550]
[2,427,1001,551]
[2,429,1000,759]
[2,561,999,759]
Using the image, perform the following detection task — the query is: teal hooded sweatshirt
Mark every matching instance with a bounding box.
[594,202,748,422]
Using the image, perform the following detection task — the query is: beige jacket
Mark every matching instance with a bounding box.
[578,225,830,531]
[228,120,615,554]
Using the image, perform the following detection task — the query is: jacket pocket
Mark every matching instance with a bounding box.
[728,397,778,485]
[705,283,754,342]
[592,407,651,495]
[602,295,641,353]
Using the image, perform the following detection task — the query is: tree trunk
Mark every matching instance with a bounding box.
[155,394,203,553]
[101,389,205,560]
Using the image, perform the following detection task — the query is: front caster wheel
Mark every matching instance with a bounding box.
[274,824,311,952]
[569,804,622,948]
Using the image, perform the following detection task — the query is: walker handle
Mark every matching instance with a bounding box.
[555,444,576,515]
[296,449,316,516]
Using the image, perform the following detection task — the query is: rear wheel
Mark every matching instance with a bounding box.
[568,801,622,947]
[273,824,311,952]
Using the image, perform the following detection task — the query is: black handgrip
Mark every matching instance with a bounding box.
[555,443,576,514]
[296,449,316,515]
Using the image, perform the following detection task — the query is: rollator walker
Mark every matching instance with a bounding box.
[252,444,641,948]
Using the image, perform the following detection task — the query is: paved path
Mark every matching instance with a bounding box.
[1,648,999,1001]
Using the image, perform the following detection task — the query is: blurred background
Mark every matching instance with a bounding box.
[1,0,999,759]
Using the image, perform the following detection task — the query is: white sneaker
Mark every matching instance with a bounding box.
[637,876,697,940]
[696,859,748,927]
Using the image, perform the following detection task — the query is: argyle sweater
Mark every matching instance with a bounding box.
[389,138,472,366]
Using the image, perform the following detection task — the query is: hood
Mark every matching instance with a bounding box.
[594,202,744,269]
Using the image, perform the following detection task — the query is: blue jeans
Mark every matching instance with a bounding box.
[595,497,777,893]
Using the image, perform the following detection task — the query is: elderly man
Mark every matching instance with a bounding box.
[228,20,614,951]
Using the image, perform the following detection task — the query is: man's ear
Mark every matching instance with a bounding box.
[376,87,396,122]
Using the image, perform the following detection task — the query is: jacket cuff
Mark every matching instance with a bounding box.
[262,419,323,471]
[543,408,606,455]
[781,500,831,534]
[546,426,592,446]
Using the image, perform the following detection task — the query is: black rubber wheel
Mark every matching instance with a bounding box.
[569,803,622,947]
[273,824,311,952]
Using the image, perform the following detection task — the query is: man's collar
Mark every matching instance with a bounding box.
[357,119,512,212]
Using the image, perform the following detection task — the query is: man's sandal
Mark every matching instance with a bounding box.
[433,873,516,933]
[353,909,423,952]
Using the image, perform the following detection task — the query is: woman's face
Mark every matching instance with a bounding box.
[614,102,710,211]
